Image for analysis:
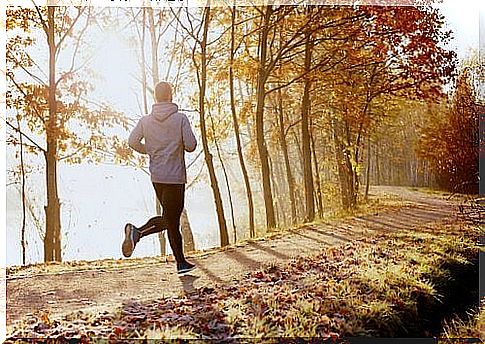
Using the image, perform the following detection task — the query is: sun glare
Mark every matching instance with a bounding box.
[92,31,139,115]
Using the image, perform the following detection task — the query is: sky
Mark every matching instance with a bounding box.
[438,0,481,59]
[2,0,483,267]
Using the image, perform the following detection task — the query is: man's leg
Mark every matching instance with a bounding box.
[122,212,169,258]
[153,183,186,264]
[137,216,168,238]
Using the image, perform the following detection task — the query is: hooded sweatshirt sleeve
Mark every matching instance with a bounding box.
[128,118,147,154]
[182,114,197,152]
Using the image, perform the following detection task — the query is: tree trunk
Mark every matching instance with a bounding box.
[211,114,237,243]
[375,139,380,185]
[18,118,27,265]
[180,209,195,252]
[365,135,371,200]
[147,8,159,88]
[165,14,179,81]
[146,8,172,255]
[268,154,280,227]
[44,6,62,262]
[424,160,430,187]
[197,6,229,247]
[332,118,354,210]
[291,128,304,175]
[140,8,149,115]
[229,5,255,238]
[276,89,297,224]
[273,155,287,227]
[301,31,315,222]
[255,6,276,230]
[310,126,323,218]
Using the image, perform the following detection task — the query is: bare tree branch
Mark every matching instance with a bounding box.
[7,49,47,86]
[56,7,86,55]
[32,0,49,36]
[56,7,92,88]
[4,118,46,153]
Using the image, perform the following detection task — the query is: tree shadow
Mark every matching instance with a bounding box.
[196,263,225,285]
[247,241,290,260]
[351,216,410,231]
[290,230,333,246]
[223,249,261,270]
[306,226,352,242]
[352,202,458,232]
[395,211,434,223]
[409,203,457,216]
[330,223,361,235]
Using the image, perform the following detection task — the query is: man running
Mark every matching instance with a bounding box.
[122,81,197,274]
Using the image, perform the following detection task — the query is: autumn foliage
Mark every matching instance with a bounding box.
[5,3,466,265]
[418,68,479,194]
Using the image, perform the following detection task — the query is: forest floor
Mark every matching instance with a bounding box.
[4,186,483,341]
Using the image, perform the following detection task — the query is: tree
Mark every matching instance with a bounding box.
[173,6,230,247]
[300,19,315,222]
[418,64,479,193]
[321,5,456,209]
[6,5,129,262]
[228,5,256,238]
[180,209,195,252]
[254,5,277,229]
[275,88,297,224]
[251,6,352,228]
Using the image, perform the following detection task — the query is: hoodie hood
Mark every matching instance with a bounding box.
[151,102,179,123]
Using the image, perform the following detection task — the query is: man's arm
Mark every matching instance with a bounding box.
[182,115,197,152]
[128,118,147,154]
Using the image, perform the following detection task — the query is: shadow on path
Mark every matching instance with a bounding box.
[195,263,225,285]
[247,241,291,260]
[290,230,333,246]
[307,227,352,243]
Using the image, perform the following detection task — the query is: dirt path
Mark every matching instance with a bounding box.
[6,187,459,327]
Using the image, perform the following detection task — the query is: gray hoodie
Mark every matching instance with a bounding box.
[128,102,197,184]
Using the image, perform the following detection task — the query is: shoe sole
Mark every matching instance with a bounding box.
[177,265,196,275]
[122,224,134,258]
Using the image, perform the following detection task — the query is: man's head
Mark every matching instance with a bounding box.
[155,81,173,103]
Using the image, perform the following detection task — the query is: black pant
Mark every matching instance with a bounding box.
[137,183,186,264]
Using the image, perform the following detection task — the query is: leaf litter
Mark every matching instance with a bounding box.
[6,220,479,342]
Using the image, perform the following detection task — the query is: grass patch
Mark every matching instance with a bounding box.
[439,299,484,342]
[6,220,480,341]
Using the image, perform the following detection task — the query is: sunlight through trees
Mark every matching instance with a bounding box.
[6,2,479,264]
